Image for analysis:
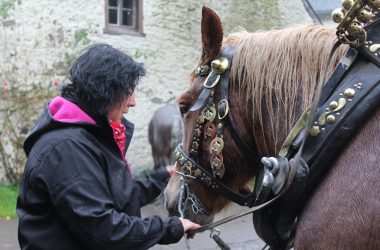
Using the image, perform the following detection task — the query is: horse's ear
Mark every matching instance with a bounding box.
[201,6,223,62]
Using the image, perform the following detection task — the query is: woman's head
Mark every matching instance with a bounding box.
[62,44,145,117]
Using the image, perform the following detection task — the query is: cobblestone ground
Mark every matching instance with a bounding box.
[1,203,265,250]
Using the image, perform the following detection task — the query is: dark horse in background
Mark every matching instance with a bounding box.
[148,104,183,169]
[164,6,380,249]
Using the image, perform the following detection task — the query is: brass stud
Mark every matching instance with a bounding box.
[357,9,373,23]
[342,0,354,10]
[347,22,363,36]
[310,126,321,136]
[330,101,338,110]
[211,57,229,75]
[344,88,356,98]
[326,115,336,123]
[367,0,380,9]
[331,8,345,23]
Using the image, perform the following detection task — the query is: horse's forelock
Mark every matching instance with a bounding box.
[229,25,347,152]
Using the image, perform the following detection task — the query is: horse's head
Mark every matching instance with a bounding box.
[164,6,259,225]
[164,6,343,225]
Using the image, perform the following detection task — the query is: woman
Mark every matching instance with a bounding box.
[17,44,199,250]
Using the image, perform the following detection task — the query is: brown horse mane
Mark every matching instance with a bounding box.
[226,25,347,153]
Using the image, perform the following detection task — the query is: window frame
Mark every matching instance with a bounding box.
[104,0,145,36]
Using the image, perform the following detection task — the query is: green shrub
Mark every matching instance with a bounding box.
[0,185,19,218]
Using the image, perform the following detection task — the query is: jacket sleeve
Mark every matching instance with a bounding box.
[40,139,184,250]
[134,167,171,206]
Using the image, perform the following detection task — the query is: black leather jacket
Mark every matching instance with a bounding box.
[17,96,183,250]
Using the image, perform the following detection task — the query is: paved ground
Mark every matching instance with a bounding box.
[1,203,265,250]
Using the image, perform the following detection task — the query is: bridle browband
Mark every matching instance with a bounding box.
[175,46,261,207]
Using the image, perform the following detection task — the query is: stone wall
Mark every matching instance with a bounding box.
[0,0,312,178]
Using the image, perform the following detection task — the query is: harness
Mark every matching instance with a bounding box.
[176,1,380,249]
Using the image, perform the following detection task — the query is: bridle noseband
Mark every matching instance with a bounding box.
[175,46,261,207]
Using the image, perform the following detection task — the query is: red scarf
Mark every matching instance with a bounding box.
[109,120,126,157]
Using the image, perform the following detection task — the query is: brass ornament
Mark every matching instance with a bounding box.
[211,57,229,75]
[329,101,339,109]
[204,73,221,89]
[204,123,216,138]
[202,105,217,123]
[195,127,202,137]
[318,112,329,126]
[194,169,202,177]
[357,9,373,23]
[310,126,321,137]
[192,141,199,151]
[346,22,364,36]
[210,153,224,178]
[343,88,356,98]
[342,0,355,11]
[218,99,229,120]
[209,137,224,154]
[326,115,336,124]
[367,0,380,9]
[369,43,380,53]
[198,112,206,124]
[183,161,193,174]
[195,65,210,75]
[332,98,347,112]
[332,8,345,23]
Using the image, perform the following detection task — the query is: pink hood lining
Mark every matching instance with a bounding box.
[49,96,96,124]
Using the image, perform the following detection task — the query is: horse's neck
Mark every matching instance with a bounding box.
[252,94,306,156]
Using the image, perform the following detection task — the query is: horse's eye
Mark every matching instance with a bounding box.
[179,102,190,115]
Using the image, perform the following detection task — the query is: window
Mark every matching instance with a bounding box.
[104,0,144,36]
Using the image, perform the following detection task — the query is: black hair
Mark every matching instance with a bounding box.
[62,44,145,116]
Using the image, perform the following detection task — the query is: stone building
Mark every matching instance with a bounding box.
[0,0,312,179]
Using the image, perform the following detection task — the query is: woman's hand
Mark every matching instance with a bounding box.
[179,218,201,238]
[166,164,176,176]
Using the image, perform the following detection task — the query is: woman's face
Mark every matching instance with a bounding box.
[108,94,136,122]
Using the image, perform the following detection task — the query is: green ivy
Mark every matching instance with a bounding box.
[0,0,20,21]
[64,52,76,67]
[133,49,158,60]
[74,28,90,46]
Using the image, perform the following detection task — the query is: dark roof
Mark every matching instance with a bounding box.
[308,0,341,14]
[302,0,341,24]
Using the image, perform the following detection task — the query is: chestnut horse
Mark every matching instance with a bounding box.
[164,6,380,249]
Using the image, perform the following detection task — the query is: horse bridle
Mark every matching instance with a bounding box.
[174,46,262,208]
[174,46,299,238]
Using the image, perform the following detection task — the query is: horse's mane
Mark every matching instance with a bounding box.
[228,25,347,152]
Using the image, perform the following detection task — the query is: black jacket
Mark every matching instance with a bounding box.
[17,96,183,250]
